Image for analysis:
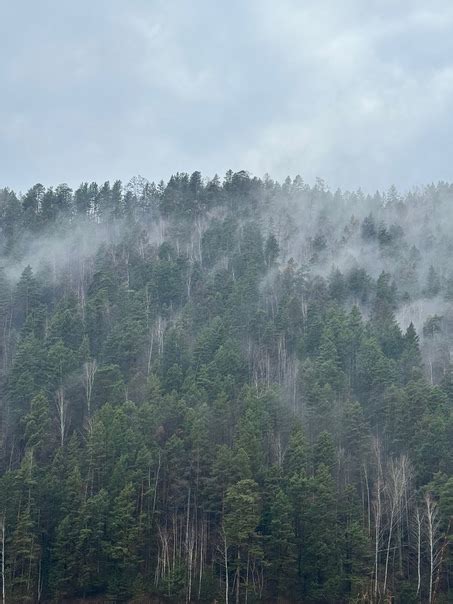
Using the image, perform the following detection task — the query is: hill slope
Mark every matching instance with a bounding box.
[1,172,452,602]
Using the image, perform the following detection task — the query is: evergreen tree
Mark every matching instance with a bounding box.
[1,172,453,601]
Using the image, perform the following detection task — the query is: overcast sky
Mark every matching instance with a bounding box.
[2,0,453,193]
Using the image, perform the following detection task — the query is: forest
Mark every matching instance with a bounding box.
[0,171,452,603]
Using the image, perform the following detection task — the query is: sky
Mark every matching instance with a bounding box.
[2,0,453,193]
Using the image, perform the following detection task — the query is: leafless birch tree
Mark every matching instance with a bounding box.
[83,358,97,418]
[55,387,68,447]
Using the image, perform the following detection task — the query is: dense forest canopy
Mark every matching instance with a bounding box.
[0,171,452,603]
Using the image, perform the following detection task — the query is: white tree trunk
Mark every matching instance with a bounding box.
[425,493,441,604]
[1,514,5,604]
[83,359,97,418]
[373,439,383,599]
[415,506,422,597]
[224,532,229,604]
[383,456,410,596]
[55,387,68,447]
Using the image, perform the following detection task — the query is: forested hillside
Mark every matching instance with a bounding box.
[1,171,453,603]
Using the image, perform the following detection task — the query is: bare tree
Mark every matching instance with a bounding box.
[414,506,422,598]
[83,359,97,418]
[195,216,205,265]
[424,492,442,604]
[383,455,411,596]
[55,387,68,447]
[1,513,5,604]
[147,316,166,376]
[372,437,384,599]
[223,529,229,604]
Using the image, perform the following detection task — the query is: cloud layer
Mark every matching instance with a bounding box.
[2,0,453,192]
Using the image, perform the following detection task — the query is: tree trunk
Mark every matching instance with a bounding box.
[224,533,229,604]
[415,507,421,597]
[245,550,250,604]
[425,493,440,604]
[373,440,383,599]
[83,359,97,418]
[55,386,68,447]
[236,548,240,604]
[1,514,5,604]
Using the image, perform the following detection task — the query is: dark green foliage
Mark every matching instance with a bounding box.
[0,173,452,603]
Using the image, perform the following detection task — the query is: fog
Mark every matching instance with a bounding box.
[3,175,453,344]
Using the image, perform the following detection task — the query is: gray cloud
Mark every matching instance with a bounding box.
[1,0,453,192]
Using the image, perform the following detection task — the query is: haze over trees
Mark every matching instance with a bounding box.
[0,171,452,602]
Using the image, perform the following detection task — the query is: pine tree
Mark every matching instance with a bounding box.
[224,479,261,604]
[268,488,296,597]
[106,482,139,600]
